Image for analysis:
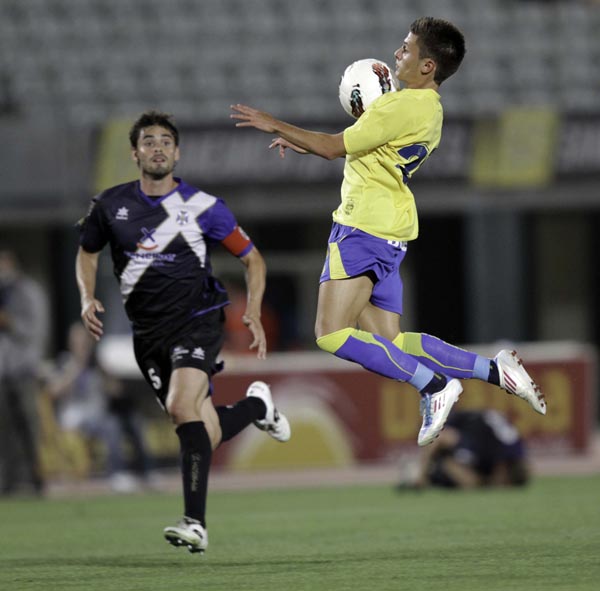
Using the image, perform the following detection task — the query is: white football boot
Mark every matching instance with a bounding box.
[246,381,291,442]
[494,350,546,415]
[164,517,208,554]
[417,378,463,447]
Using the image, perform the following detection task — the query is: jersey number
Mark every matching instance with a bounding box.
[396,144,429,184]
[148,368,162,390]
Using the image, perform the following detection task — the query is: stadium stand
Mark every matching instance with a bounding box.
[1,0,600,125]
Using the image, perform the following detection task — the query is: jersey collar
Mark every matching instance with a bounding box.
[136,177,197,206]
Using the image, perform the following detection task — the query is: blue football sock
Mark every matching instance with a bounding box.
[317,327,444,392]
[394,332,491,381]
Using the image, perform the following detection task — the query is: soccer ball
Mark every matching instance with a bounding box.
[338,58,398,119]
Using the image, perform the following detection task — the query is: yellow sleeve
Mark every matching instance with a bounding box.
[343,93,415,155]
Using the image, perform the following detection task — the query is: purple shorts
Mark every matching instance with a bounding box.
[319,223,408,314]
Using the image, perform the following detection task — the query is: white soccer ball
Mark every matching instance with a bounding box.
[338,58,398,119]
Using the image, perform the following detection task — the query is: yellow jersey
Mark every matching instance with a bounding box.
[337,88,443,242]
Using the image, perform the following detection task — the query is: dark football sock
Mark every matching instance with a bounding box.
[488,360,501,386]
[420,373,448,396]
[216,397,266,442]
[176,421,212,527]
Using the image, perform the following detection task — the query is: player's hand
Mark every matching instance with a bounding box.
[242,313,267,360]
[81,297,105,341]
[269,137,309,158]
[230,104,278,133]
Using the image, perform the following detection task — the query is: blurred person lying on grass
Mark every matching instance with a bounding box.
[398,410,530,490]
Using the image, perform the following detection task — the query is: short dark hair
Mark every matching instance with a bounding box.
[129,110,179,148]
[410,17,466,85]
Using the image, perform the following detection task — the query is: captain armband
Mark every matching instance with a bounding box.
[221,225,253,257]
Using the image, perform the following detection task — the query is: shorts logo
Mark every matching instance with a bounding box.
[387,240,408,251]
[192,347,205,360]
[171,346,190,362]
[137,227,158,251]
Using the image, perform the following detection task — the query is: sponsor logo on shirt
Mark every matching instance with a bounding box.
[124,251,176,263]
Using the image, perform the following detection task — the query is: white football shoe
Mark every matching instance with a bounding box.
[494,350,546,415]
[246,381,291,442]
[417,378,463,447]
[164,517,208,554]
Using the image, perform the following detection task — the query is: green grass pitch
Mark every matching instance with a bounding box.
[1,475,599,591]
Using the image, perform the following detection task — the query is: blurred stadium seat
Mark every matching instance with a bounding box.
[1,0,600,125]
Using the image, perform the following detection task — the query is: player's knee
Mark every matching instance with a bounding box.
[166,367,210,424]
[164,396,183,424]
[316,327,354,354]
[314,317,347,341]
[165,391,196,425]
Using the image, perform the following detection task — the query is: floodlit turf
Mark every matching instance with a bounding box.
[0,475,599,591]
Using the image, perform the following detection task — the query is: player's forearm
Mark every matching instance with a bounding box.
[232,103,346,159]
[242,248,267,318]
[272,121,346,160]
[75,247,99,305]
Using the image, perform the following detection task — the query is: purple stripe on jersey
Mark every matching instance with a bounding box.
[178,181,199,201]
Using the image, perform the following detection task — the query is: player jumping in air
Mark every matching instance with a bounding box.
[231,17,546,447]
[76,110,291,554]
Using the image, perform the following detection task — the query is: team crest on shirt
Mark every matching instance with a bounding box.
[176,210,189,226]
[136,227,158,251]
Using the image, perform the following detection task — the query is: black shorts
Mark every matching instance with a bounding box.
[133,308,226,407]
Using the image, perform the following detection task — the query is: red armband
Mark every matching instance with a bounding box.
[221,225,253,256]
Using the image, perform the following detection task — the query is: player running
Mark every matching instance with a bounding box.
[76,110,290,554]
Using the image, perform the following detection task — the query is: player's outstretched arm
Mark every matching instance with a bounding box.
[239,246,267,359]
[75,247,105,341]
[230,103,346,160]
